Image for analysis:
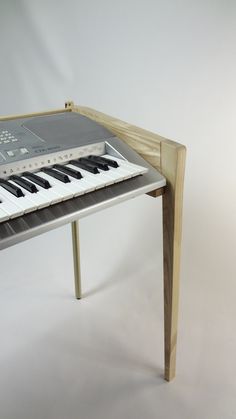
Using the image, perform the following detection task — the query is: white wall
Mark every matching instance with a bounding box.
[0,1,235,418]
[1,0,235,273]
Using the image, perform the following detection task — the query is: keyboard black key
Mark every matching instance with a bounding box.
[70,160,99,174]
[53,164,82,179]
[10,175,38,193]
[81,157,109,171]
[42,168,70,183]
[0,179,24,197]
[88,155,119,168]
[79,158,103,172]
[23,172,51,189]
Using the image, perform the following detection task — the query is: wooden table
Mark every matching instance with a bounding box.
[0,101,186,381]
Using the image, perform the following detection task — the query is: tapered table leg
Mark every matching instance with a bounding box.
[161,141,186,381]
[71,220,82,299]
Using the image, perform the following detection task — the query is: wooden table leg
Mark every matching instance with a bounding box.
[161,141,186,381]
[71,220,82,299]
[67,102,186,380]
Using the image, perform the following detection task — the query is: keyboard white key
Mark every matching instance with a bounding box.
[69,164,120,187]
[64,165,99,190]
[0,206,10,222]
[0,190,24,219]
[64,173,95,195]
[103,155,147,176]
[21,176,62,205]
[92,171,114,187]
[9,180,50,209]
[37,172,74,201]
[104,165,132,180]
[0,155,148,224]
[67,164,107,189]
[99,167,126,182]
[0,184,37,214]
[49,169,94,197]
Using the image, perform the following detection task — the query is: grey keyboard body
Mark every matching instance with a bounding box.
[0,112,166,250]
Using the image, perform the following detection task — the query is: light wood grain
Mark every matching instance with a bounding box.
[71,220,82,299]
[70,104,163,170]
[146,187,165,198]
[0,106,70,121]
[161,140,186,381]
[71,102,186,381]
[0,102,186,381]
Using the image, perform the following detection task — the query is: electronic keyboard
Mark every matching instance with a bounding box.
[0,111,166,250]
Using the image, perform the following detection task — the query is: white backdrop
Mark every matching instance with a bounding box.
[0,2,236,419]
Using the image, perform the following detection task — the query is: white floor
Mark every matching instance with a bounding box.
[0,196,235,419]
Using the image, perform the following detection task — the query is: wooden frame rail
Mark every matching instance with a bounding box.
[0,101,186,381]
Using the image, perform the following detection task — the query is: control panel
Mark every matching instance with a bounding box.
[0,111,114,178]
